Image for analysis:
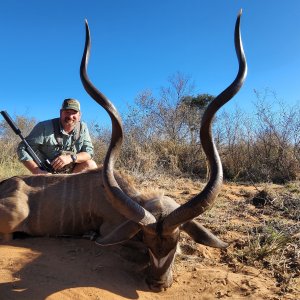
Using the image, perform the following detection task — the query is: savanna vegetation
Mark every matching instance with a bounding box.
[91,73,300,184]
[0,73,299,298]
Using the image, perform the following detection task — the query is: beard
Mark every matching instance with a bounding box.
[63,117,78,129]
[64,117,76,124]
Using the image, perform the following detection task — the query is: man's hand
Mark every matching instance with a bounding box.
[51,154,73,170]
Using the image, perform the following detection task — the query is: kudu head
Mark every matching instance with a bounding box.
[80,10,247,291]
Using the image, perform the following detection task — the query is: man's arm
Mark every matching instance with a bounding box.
[78,122,94,157]
[73,151,92,163]
[23,160,50,174]
[51,151,92,171]
[17,122,50,174]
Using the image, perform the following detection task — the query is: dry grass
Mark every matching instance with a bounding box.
[207,185,299,297]
[0,161,299,297]
[0,160,30,179]
[139,176,300,297]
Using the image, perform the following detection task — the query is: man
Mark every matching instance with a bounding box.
[17,98,97,174]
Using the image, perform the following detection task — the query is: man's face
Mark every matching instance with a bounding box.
[60,109,81,129]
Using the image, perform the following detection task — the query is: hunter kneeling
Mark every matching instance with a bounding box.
[17,98,98,174]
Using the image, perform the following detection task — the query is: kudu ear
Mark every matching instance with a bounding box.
[181,220,228,249]
[95,220,141,246]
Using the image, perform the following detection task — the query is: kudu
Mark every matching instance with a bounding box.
[0,11,247,291]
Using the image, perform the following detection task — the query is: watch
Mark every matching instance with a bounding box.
[71,154,77,163]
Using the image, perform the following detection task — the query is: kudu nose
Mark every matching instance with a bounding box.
[146,279,169,292]
[146,273,173,292]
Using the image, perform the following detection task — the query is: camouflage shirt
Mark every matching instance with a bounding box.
[17,119,94,162]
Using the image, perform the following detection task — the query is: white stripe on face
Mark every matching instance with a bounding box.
[148,248,176,269]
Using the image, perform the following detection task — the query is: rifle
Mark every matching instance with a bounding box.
[0,110,54,173]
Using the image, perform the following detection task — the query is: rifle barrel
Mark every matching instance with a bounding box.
[0,110,54,173]
[1,111,21,135]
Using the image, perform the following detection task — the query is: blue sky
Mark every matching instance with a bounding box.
[1,0,300,127]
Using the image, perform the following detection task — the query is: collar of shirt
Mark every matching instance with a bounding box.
[59,120,78,137]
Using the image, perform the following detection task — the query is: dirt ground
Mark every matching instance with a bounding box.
[0,180,299,300]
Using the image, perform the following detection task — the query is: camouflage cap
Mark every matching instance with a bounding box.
[61,98,80,112]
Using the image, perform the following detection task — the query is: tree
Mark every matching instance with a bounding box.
[180,94,215,144]
[122,73,215,175]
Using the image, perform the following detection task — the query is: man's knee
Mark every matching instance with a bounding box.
[73,159,97,173]
[85,159,98,170]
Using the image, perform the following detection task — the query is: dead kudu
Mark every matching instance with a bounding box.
[0,11,247,291]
